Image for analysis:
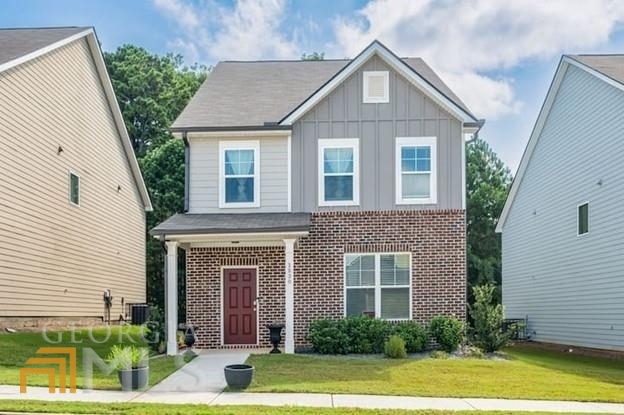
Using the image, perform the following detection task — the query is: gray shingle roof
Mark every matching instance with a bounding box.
[172,57,473,130]
[568,55,624,85]
[0,27,89,67]
[151,213,311,235]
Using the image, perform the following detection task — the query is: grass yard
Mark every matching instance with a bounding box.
[0,325,189,390]
[245,344,624,402]
[0,401,606,415]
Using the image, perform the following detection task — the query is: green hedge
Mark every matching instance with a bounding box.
[308,316,427,354]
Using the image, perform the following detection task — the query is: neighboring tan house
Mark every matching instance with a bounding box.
[152,41,481,355]
[497,55,624,352]
[0,27,152,328]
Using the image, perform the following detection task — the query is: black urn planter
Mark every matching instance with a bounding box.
[181,324,199,354]
[117,367,149,391]
[224,364,254,389]
[267,323,284,354]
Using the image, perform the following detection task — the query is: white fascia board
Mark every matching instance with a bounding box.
[160,230,309,244]
[280,41,477,126]
[0,28,94,73]
[85,33,153,212]
[495,58,570,233]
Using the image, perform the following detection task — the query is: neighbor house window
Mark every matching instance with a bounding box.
[219,141,260,208]
[363,71,389,103]
[345,253,411,320]
[318,138,359,206]
[69,171,80,206]
[578,202,589,235]
[395,137,437,204]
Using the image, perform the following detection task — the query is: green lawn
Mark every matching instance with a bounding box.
[0,325,189,390]
[0,401,605,415]
[245,344,624,402]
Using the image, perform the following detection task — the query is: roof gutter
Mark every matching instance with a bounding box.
[171,125,292,133]
[465,119,486,143]
[183,132,190,213]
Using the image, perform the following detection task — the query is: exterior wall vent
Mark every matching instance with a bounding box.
[363,71,389,103]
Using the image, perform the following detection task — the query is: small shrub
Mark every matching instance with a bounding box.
[308,318,349,354]
[144,305,165,353]
[429,315,465,352]
[343,316,391,354]
[392,321,427,353]
[430,350,449,359]
[469,284,513,353]
[384,335,407,358]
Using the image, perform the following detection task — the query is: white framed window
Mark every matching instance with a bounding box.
[578,202,589,236]
[68,170,80,206]
[363,71,389,103]
[219,141,260,208]
[318,138,359,206]
[344,253,411,320]
[395,136,437,204]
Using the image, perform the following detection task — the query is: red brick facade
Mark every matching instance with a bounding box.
[186,210,466,349]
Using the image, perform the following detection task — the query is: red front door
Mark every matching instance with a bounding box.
[223,268,257,344]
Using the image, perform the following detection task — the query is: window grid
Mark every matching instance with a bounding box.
[318,138,359,206]
[395,137,437,204]
[219,141,260,208]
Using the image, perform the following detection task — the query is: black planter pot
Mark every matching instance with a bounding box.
[267,323,284,354]
[117,367,149,391]
[224,364,254,389]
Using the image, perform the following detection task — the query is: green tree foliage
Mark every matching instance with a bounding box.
[301,51,325,60]
[466,138,512,303]
[469,283,512,352]
[105,46,206,316]
[103,45,207,157]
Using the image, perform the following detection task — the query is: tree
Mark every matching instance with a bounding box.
[466,138,512,304]
[301,51,325,61]
[139,139,186,317]
[104,45,207,157]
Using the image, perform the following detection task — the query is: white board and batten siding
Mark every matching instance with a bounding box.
[0,39,146,318]
[188,136,289,213]
[502,64,624,351]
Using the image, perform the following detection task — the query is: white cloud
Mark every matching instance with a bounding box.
[152,0,299,62]
[331,0,624,119]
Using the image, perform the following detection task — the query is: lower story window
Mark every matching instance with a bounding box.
[345,253,411,319]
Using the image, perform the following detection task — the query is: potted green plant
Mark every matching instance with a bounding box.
[105,345,150,390]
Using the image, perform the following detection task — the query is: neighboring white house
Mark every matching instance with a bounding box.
[497,55,624,352]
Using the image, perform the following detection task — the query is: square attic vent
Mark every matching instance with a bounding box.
[363,71,389,103]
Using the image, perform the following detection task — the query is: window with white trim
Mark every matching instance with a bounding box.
[345,253,411,320]
[318,138,359,206]
[219,141,260,208]
[69,171,80,206]
[363,71,389,103]
[395,137,437,204]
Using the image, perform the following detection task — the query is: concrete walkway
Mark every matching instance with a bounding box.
[3,351,624,413]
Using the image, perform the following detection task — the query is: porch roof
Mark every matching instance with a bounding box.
[151,212,311,236]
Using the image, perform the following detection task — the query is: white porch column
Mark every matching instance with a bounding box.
[165,241,178,356]
[283,238,296,354]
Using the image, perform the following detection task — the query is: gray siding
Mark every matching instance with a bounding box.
[502,64,624,351]
[188,135,289,213]
[292,54,464,212]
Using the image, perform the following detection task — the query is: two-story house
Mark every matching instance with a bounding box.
[152,41,481,355]
[0,27,152,328]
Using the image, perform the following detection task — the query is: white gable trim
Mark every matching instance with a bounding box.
[0,28,153,211]
[0,28,93,74]
[279,41,477,126]
[495,56,620,232]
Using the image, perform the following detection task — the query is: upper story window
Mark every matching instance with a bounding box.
[578,202,589,235]
[363,71,389,103]
[68,171,80,206]
[345,253,411,320]
[395,137,437,205]
[318,138,359,206]
[219,141,260,208]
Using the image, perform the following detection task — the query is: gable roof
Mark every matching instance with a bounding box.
[0,27,152,211]
[496,54,624,232]
[171,40,477,131]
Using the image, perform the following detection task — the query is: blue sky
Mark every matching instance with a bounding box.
[3,0,624,173]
